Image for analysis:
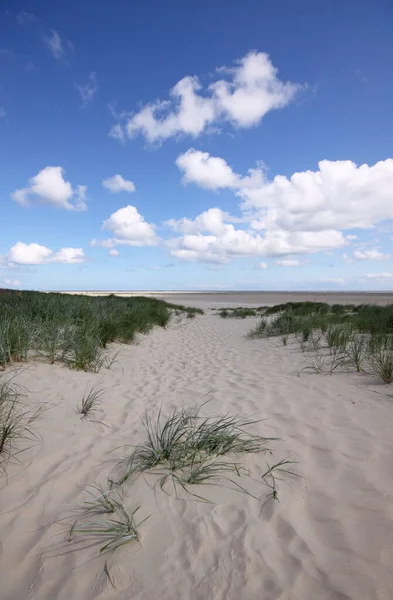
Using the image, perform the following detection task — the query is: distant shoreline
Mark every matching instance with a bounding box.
[51,290,393,307]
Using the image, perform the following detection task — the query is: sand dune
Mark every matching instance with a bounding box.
[1,312,393,599]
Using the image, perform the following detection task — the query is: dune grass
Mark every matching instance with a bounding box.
[110,403,278,501]
[216,307,263,319]
[249,301,393,384]
[0,290,202,373]
[0,371,45,475]
[78,384,104,419]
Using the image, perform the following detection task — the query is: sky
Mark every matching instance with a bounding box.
[1,0,393,292]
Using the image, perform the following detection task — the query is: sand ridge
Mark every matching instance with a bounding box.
[0,312,392,599]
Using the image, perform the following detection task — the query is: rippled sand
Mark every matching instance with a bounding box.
[1,312,392,599]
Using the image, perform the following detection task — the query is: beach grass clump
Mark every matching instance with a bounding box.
[369,348,393,383]
[344,337,368,372]
[111,404,275,499]
[78,384,104,418]
[68,483,125,542]
[248,318,268,338]
[0,372,44,474]
[0,290,198,372]
[69,503,147,554]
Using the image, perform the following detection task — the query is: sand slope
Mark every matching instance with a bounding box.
[1,313,393,600]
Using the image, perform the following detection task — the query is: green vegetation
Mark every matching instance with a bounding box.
[110,403,280,501]
[78,384,104,419]
[215,306,265,319]
[68,402,290,584]
[0,290,203,372]
[0,371,45,474]
[249,301,393,384]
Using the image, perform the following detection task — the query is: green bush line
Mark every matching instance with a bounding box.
[215,306,265,319]
[248,301,393,383]
[0,290,203,372]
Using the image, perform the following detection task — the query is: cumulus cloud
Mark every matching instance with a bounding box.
[75,72,98,106]
[276,259,301,267]
[243,158,393,233]
[170,154,393,263]
[256,262,267,270]
[102,174,136,193]
[98,205,158,247]
[178,153,393,233]
[111,51,301,143]
[7,242,84,265]
[11,167,87,210]
[352,248,390,261]
[108,249,119,256]
[167,206,349,263]
[176,149,264,191]
[165,208,242,235]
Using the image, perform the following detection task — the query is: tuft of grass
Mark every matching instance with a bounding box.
[248,318,268,338]
[344,337,367,372]
[111,403,276,501]
[68,483,124,542]
[280,334,289,346]
[0,372,43,474]
[300,351,343,376]
[69,503,148,552]
[369,348,393,383]
[78,384,104,418]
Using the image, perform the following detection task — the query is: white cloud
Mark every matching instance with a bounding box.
[166,205,349,263]
[102,174,135,194]
[100,205,158,247]
[353,248,390,261]
[53,247,84,263]
[3,279,21,287]
[243,158,393,233]
[276,259,301,267]
[11,166,87,210]
[108,249,119,256]
[112,51,301,143]
[75,72,98,106]
[170,154,393,262]
[365,272,393,280]
[45,30,66,60]
[166,208,241,235]
[176,149,240,189]
[7,242,84,265]
[257,262,267,270]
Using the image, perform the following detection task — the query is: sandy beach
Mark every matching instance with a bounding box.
[1,302,393,600]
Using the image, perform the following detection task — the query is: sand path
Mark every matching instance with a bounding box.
[1,313,392,600]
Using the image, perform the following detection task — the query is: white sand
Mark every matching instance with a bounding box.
[1,312,393,600]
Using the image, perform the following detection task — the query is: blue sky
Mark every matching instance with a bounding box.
[1,0,393,291]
